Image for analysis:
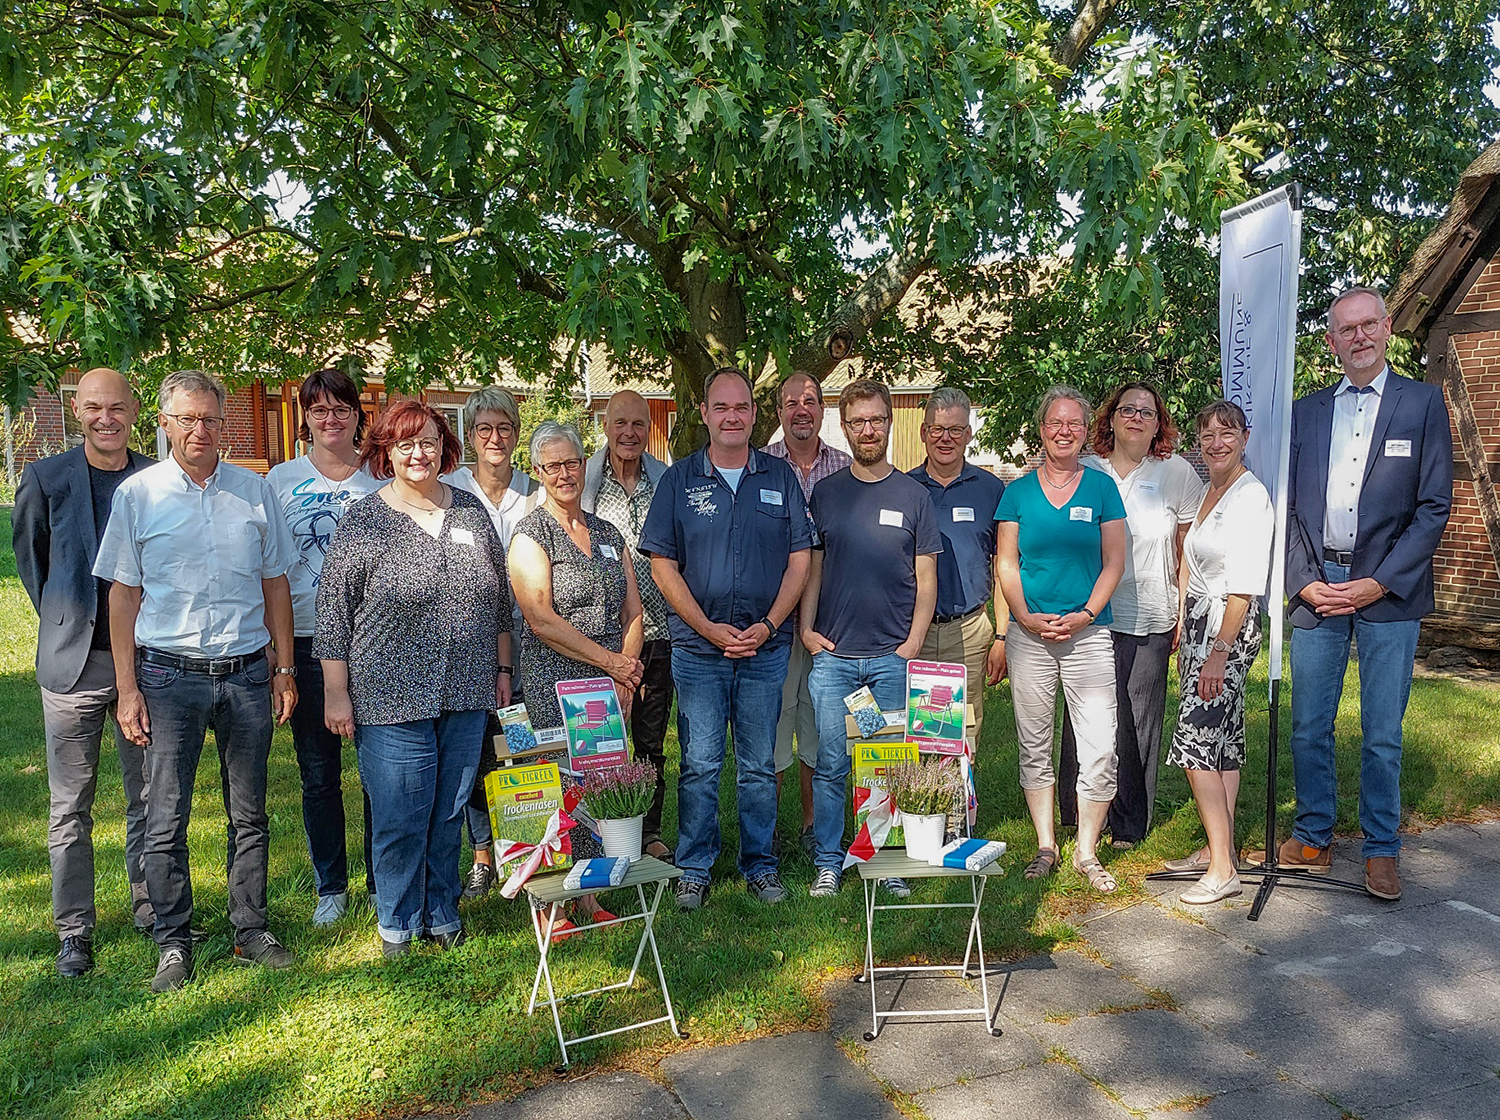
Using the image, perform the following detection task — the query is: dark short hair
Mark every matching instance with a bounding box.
[1091,381,1179,459]
[839,378,892,421]
[298,368,367,446]
[703,366,755,401]
[359,400,462,479]
[778,371,823,408]
[1194,398,1249,436]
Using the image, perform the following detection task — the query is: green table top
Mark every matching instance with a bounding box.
[524,855,682,905]
[851,847,1007,880]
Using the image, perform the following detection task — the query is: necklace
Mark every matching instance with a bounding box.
[391,485,448,514]
[1040,462,1081,489]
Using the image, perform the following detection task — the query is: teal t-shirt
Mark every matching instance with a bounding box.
[994,467,1127,625]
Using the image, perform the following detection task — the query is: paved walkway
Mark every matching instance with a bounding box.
[448,820,1500,1120]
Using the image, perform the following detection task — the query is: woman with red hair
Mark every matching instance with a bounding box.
[315,401,514,958]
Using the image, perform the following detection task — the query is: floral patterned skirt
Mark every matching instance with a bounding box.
[1166,596,1263,772]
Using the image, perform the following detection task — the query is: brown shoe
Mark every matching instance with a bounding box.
[1365,857,1402,901]
[1276,836,1332,874]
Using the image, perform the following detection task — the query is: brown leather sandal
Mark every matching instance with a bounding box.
[1023,847,1059,880]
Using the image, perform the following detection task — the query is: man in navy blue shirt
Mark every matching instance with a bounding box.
[640,368,812,910]
[910,387,1008,747]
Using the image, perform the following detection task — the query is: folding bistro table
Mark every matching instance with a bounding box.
[852,848,1004,1041]
[523,855,687,1070]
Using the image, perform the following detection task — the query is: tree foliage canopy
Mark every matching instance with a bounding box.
[1,0,1495,448]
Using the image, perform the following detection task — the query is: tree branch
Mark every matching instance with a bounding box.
[1050,0,1120,88]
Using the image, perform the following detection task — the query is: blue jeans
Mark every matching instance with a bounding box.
[671,643,790,884]
[356,710,486,942]
[807,652,908,873]
[135,653,273,949]
[290,638,374,897]
[1289,561,1420,858]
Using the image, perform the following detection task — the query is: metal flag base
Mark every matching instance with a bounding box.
[1147,678,1368,920]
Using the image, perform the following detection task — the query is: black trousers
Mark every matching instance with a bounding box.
[633,639,676,843]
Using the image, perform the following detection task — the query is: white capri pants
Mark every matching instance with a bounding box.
[1008,624,1119,802]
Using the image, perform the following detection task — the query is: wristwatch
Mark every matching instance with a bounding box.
[1210,638,1233,654]
[274,666,297,678]
[498,664,515,676]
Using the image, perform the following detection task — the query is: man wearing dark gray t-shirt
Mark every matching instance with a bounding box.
[800,379,940,897]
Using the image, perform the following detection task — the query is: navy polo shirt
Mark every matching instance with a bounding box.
[909,461,1006,618]
[639,447,812,657]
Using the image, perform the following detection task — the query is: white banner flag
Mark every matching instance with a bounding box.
[1220,184,1301,685]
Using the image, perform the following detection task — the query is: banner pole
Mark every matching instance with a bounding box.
[1247,678,1282,919]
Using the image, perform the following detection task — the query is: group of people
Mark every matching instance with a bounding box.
[20,284,1451,991]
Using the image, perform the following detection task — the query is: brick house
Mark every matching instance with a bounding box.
[1390,139,1500,656]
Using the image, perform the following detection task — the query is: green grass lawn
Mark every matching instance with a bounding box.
[1,504,1498,1120]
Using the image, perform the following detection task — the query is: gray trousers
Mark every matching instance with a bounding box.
[42,649,153,939]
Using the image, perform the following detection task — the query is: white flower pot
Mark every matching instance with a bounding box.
[597,814,645,862]
[902,812,947,864]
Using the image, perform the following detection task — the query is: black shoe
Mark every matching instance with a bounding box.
[748,872,790,904]
[432,928,467,950]
[798,825,817,856]
[771,830,784,857]
[380,935,411,960]
[675,879,710,911]
[56,935,94,978]
[461,862,498,899]
[233,930,294,970]
[151,945,192,992]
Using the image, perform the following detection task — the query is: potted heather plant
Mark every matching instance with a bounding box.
[885,757,963,863]
[578,760,658,862]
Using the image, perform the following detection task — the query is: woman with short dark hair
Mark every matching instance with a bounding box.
[315,401,513,957]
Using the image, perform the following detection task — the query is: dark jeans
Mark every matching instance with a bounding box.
[1059,629,1173,842]
[633,639,676,844]
[290,638,374,896]
[136,653,273,950]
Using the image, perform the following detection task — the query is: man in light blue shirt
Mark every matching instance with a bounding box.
[95,369,298,992]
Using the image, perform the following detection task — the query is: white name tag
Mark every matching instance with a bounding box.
[879,508,904,528]
[1385,439,1412,458]
[1136,481,1158,494]
[760,488,783,506]
[1069,506,1093,522]
[450,527,476,546]
[953,506,975,522]
[600,544,619,560]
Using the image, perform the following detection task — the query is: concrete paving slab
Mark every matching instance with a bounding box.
[465,1072,688,1120]
[1034,1008,1266,1112]
[1363,1073,1500,1120]
[986,951,1160,1026]
[919,1060,1134,1120]
[1144,1079,1345,1120]
[660,1032,902,1120]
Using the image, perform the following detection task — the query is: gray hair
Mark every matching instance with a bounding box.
[463,385,521,436]
[1035,384,1091,431]
[529,420,585,466]
[1328,285,1387,327]
[158,369,227,415]
[925,387,972,420]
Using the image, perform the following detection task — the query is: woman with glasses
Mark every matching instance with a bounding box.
[1166,401,1272,904]
[315,402,513,957]
[266,370,383,926]
[995,385,1127,892]
[508,421,644,938]
[1057,383,1206,850]
[443,386,541,901]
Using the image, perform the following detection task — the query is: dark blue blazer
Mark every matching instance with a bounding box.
[13,444,154,692]
[1285,371,1452,627]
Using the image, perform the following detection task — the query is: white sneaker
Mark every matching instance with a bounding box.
[312,892,349,926]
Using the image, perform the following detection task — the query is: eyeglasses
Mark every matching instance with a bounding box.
[163,413,224,432]
[924,424,969,440]
[393,438,441,456]
[536,457,584,477]
[843,416,890,432]
[471,422,517,442]
[1042,419,1087,433]
[1114,406,1157,421]
[1335,318,1386,341]
[307,405,355,421]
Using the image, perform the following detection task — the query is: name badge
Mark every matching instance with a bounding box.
[760,488,783,506]
[450,527,476,546]
[1136,481,1158,494]
[879,508,904,528]
[1385,439,1412,458]
[1069,506,1093,522]
[952,507,975,522]
[600,544,619,560]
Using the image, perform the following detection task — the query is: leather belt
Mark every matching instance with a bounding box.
[933,605,985,626]
[139,648,266,677]
[1322,548,1355,566]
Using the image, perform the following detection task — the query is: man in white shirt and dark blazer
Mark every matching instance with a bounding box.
[1283,286,1453,901]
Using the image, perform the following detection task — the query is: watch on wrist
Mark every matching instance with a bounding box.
[1210,638,1233,654]
[498,664,515,676]
[760,616,776,634]
[274,666,297,678]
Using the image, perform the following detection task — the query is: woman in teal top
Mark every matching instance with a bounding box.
[996,385,1127,893]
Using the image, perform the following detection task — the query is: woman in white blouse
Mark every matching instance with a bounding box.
[1166,400,1273,905]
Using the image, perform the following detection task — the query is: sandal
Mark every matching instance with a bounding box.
[1073,856,1118,894]
[584,907,619,925]
[547,917,582,943]
[644,841,676,864]
[1023,847,1059,880]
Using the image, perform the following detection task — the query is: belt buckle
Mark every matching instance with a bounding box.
[207,657,237,676]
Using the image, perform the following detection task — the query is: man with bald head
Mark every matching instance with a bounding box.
[14,367,154,977]
[583,390,676,859]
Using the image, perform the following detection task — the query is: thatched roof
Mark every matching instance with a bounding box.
[1390,140,1500,335]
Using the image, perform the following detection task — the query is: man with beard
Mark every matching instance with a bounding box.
[800,379,941,897]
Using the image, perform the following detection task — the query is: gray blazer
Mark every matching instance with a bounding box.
[13,444,154,692]
[580,446,669,514]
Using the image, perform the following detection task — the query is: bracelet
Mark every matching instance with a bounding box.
[760,616,777,633]
[992,634,1006,643]
[1079,606,1096,620]
[498,664,514,676]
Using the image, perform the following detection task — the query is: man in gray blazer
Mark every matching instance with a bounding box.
[13,367,153,977]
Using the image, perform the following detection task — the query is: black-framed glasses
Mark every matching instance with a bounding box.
[844,416,890,432]
[536,457,584,477]
[1114,405,1158,420]
[924,424,969,440]
[1042,419,1086,433]
[162,413,224,432]
[307,405,355,421]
